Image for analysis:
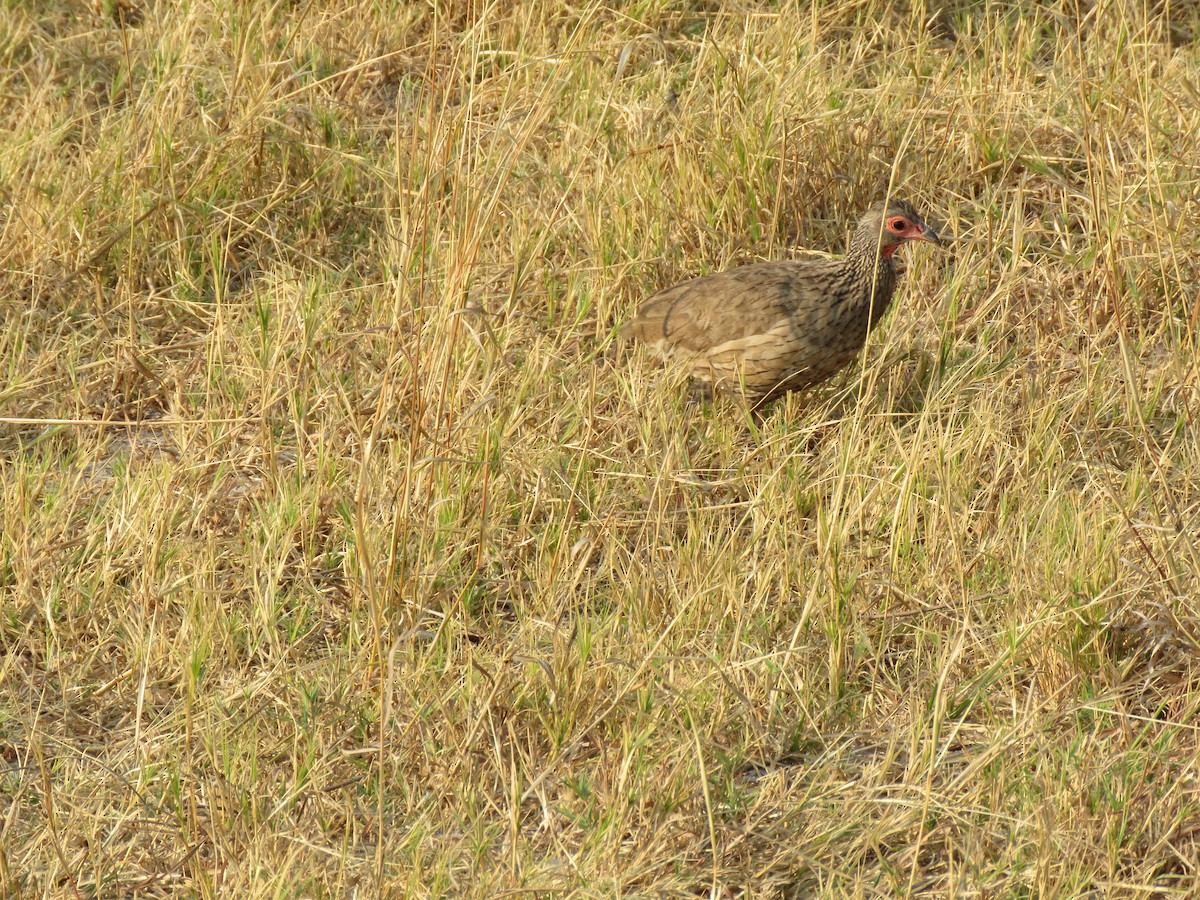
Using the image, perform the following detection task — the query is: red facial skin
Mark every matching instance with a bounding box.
[881,215,939,258]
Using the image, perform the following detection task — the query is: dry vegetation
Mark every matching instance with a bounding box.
[3,0,1200,896]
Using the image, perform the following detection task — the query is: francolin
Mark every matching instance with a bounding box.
[623,199,941,405]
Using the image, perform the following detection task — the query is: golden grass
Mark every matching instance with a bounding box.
[3,0,1200,896]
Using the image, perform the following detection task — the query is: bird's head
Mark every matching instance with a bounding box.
[855,199,942,258]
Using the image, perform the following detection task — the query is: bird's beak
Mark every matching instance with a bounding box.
[915,221,943,247]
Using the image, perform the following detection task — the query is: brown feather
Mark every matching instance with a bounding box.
[623,200,940,403]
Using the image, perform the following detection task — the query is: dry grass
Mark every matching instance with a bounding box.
[3,0,1200,896]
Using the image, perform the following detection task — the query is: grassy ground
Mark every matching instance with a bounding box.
[3,0,1200,896]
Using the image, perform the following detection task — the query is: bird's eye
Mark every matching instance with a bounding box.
[889,218,909,232]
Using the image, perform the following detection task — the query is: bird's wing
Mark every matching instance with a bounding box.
[624,260,847,351]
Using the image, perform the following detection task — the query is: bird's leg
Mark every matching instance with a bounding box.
[685,378,714,406]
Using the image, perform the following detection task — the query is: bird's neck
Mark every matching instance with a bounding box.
[846,236,897,320]
[847,236,895,282]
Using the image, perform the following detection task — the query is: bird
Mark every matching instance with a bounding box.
[622,199,942,405]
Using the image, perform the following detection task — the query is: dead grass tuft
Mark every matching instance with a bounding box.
[4,1,1200,896]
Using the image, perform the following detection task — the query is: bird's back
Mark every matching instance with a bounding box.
[624,256,893,400]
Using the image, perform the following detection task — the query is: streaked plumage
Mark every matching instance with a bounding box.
[623,200,941,404]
